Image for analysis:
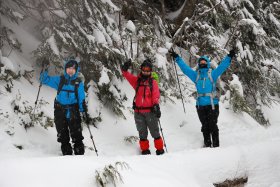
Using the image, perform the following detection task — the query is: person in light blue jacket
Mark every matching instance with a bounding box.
[40,59,86,155]
[170,50,235,147]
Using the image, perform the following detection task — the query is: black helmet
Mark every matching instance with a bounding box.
[140,59,153,71]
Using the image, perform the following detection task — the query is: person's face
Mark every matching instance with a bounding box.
[199,59,207,65]
[66,67,76,77]
[199,59,208,68]
[141,66,152,77]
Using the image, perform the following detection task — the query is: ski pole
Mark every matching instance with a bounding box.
[171,48,186,114]
[85,114,98,156]
[158,119,168,153]
[32,59,49,121]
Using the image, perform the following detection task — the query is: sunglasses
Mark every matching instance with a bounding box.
[141,67,152,72]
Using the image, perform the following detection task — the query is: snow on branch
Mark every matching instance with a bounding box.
[172,1,222,44]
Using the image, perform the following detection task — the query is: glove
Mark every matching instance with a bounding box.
[121,59,132,71]
[81,112,89,124]
[152,104,161,118]
[228,49,236,58]
[42,57,50,66]
[169,50,179,59]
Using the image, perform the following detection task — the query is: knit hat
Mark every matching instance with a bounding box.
[140,59,153,71]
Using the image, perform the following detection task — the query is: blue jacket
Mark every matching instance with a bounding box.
[40,61,85,118]
[174,55,232,106]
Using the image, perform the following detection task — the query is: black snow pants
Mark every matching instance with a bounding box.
[196,105,220,147]
[54,101,84,155]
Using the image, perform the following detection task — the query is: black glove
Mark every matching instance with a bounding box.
[228,49,236,58]
[169,50,179,59]
[81,112,89,124]
[121,59,132,71]
[42,57,50,68]
[152,104,161,118]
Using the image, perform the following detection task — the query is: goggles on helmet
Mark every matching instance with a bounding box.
[141,66,152,72]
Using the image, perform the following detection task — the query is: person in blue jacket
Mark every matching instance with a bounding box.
[40,59,87,155]
[170,50,236,147]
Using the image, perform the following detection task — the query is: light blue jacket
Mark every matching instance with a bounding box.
[174,55,232,106]
[40,61,85,118]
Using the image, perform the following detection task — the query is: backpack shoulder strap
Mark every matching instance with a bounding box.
[57,75,65,95]
[73,78,82,103]
[149,77,153,93]
[195,69,213,83]
[132,78,142,109]
[135,77,142,95]
[208,68,213,83]
[195,70,200,83]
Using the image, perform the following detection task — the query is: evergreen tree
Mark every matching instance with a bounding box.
[2,0,280,126]
[170,0,280,125]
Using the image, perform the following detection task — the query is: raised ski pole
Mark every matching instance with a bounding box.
[158,119,168,153]
[85,114,98,156]
[32,59,49,121]
[171,48,186,114]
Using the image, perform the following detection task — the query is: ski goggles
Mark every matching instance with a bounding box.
[141,67,152,72]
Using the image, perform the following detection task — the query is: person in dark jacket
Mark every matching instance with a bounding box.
[170,50,236,147]
[40,59,86,155]
[121,59,165,155]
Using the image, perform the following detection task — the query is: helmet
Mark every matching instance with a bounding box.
[140,59,153,71]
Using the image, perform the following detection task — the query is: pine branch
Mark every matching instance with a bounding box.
[172,1,222,44]
[224,19,240,50]
[261,62,280,73]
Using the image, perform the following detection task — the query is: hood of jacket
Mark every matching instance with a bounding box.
[197,55,211,70]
